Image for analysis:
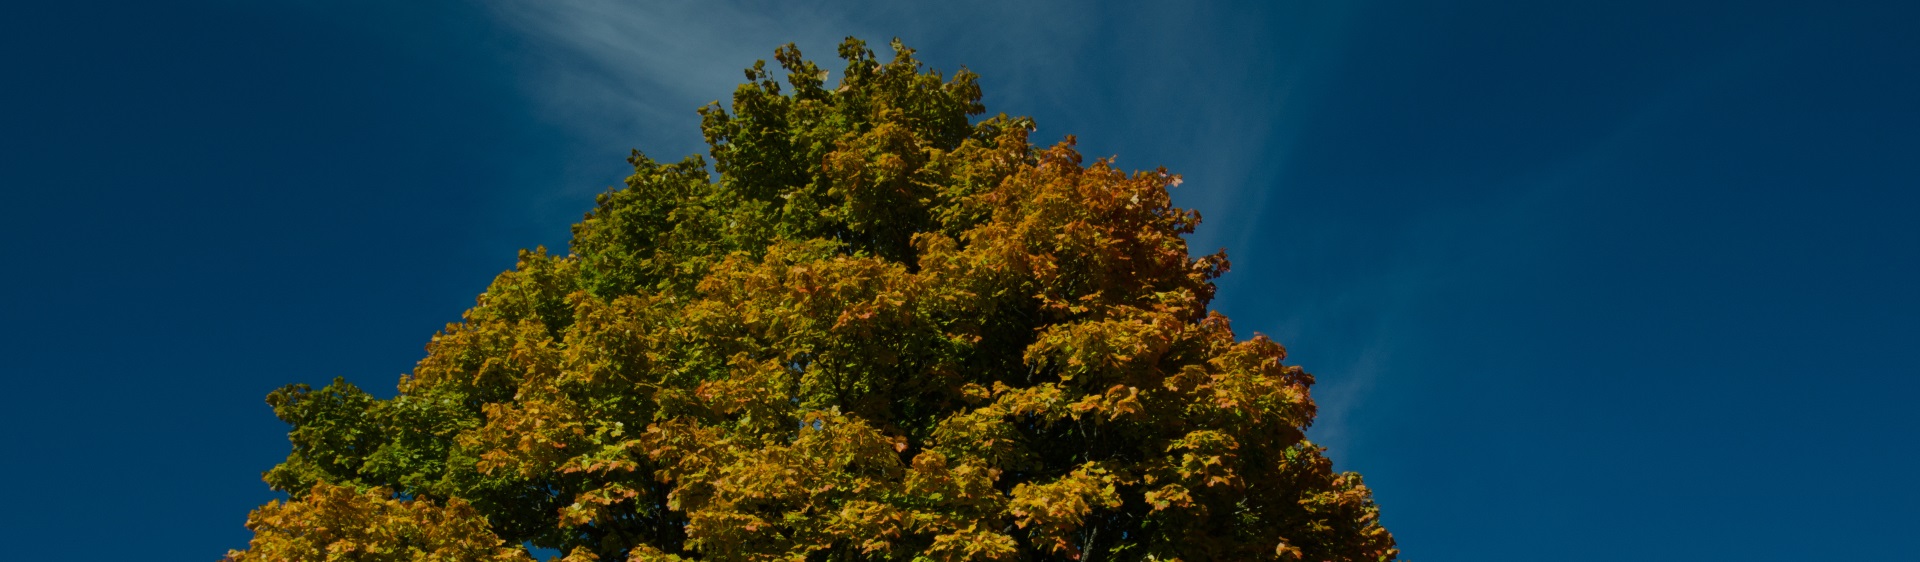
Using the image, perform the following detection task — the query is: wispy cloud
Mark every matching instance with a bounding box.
[482,0,1145,155]
[484,0,857,157]
[480,1,1354,227]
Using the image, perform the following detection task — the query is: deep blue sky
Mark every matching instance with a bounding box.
[4,1,1915,559]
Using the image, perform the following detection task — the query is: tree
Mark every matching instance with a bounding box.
[228,38,1398,562]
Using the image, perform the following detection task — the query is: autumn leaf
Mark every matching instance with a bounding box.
[234,37,1397,562]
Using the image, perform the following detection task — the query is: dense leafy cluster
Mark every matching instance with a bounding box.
[229,38,1397,561]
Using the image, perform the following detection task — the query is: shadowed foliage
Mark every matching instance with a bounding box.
[229,38,1397,562]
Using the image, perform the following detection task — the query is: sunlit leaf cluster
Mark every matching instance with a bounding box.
[229,38,1397,562]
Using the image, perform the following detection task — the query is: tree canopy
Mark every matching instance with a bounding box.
[227,38,1397,562]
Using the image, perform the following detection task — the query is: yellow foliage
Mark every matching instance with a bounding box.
[237,37,1396,562]
[225,483,532,562]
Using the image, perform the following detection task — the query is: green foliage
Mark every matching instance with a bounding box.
[229,37,1397,562]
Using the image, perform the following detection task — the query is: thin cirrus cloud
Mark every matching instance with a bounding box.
[479,0,1354,253]
[484,0,851,157]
